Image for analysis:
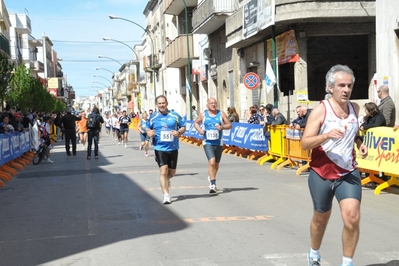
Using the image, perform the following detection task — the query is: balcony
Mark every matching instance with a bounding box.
[192,0,237,34]
[15,15,31,34]
[144,55,162,72]
[128,82,139,93]
[165,34,195,68]
[31,60,44,72]
[163,0,197,16]
[0,33,10,57]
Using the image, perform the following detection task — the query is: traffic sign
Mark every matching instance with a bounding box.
[243,72,260,90]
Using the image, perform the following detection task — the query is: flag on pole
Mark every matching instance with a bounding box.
[265,58,276,94]
[186,78,191,93]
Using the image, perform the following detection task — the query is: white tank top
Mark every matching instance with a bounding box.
[310,100,359,180]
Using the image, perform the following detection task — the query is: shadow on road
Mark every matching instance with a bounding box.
[0,143,188,266]
[173,187,258,202]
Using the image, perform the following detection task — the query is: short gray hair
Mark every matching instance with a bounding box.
[325,64,355,93]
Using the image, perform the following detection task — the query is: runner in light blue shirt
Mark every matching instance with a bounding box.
[194,98,232,193]
[146,95,186,204]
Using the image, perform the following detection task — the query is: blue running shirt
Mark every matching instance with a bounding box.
[140,119,148,131]
[202,110,223,146]
[147,111,186,151]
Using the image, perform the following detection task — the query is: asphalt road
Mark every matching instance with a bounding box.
[0,129,398,266]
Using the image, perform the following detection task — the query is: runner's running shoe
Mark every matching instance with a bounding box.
[163,194,171,204]
[307,252,320,266]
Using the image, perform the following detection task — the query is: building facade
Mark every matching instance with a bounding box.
[139,0,393,124]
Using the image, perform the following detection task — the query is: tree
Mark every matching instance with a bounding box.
[0,53,14,109]
[8,64,65,113]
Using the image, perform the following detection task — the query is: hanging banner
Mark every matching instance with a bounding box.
[266,29,299,65]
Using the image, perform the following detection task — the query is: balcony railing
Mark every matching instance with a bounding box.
[192,0,237,34]
[0,33,10,57]
[165,34,194,68]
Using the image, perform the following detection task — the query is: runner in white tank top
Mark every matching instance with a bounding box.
[310,99,359,179]
[301,65,367,266]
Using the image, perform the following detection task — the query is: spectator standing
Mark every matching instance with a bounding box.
[292,105,312,129]
[22,113,31,131]
[264,103,275,125]
[360,102,386,130]
[194,98,232,193]
[227,107,240,122]
[10,113,23,132]
[191,105,198,120]
[40,116,54,163]
[146,95,186,204]
[61,107,81,156]
[0,116,14,134]
[54,112,63,140]
[271,108,289,126]
[86,107,104,160]
[301,64,367,266]
[290,106,303,128]
[377,85,396,127]
[247,106,260,124]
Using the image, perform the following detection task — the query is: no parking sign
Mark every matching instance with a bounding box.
[243,72,260,90]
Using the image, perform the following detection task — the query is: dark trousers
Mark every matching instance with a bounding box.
[87,129,99,157]
[64,129,77,155]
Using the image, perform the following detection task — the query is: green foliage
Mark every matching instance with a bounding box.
[8,64,67,113]
[0,53,14,107]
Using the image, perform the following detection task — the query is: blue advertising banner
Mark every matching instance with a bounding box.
[0,132,30,166]
[183,121,268,152]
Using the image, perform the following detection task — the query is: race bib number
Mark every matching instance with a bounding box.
[206,130,219,140]
[160,131,174,142]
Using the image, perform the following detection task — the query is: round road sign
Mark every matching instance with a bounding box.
[243,72,260,90]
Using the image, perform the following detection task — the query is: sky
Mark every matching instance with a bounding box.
[5,0,148,98]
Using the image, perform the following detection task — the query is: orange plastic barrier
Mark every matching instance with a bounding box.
[276,128,311,175]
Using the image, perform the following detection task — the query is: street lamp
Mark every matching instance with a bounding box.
[102,37,141,109]
[182,0,193,120]
[96,67,115,75]
[92,86,104,89]
[102,37,140,62]
[93,74,113,86]
[98,55,123,66]
[92,81,109,88]
[109,15,157,107]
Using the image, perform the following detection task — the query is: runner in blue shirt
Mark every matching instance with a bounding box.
[194,97,232,193]
[146,95,186,204]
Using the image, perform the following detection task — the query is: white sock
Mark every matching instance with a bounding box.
[310,248,320,258]
[342,256,353,266]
